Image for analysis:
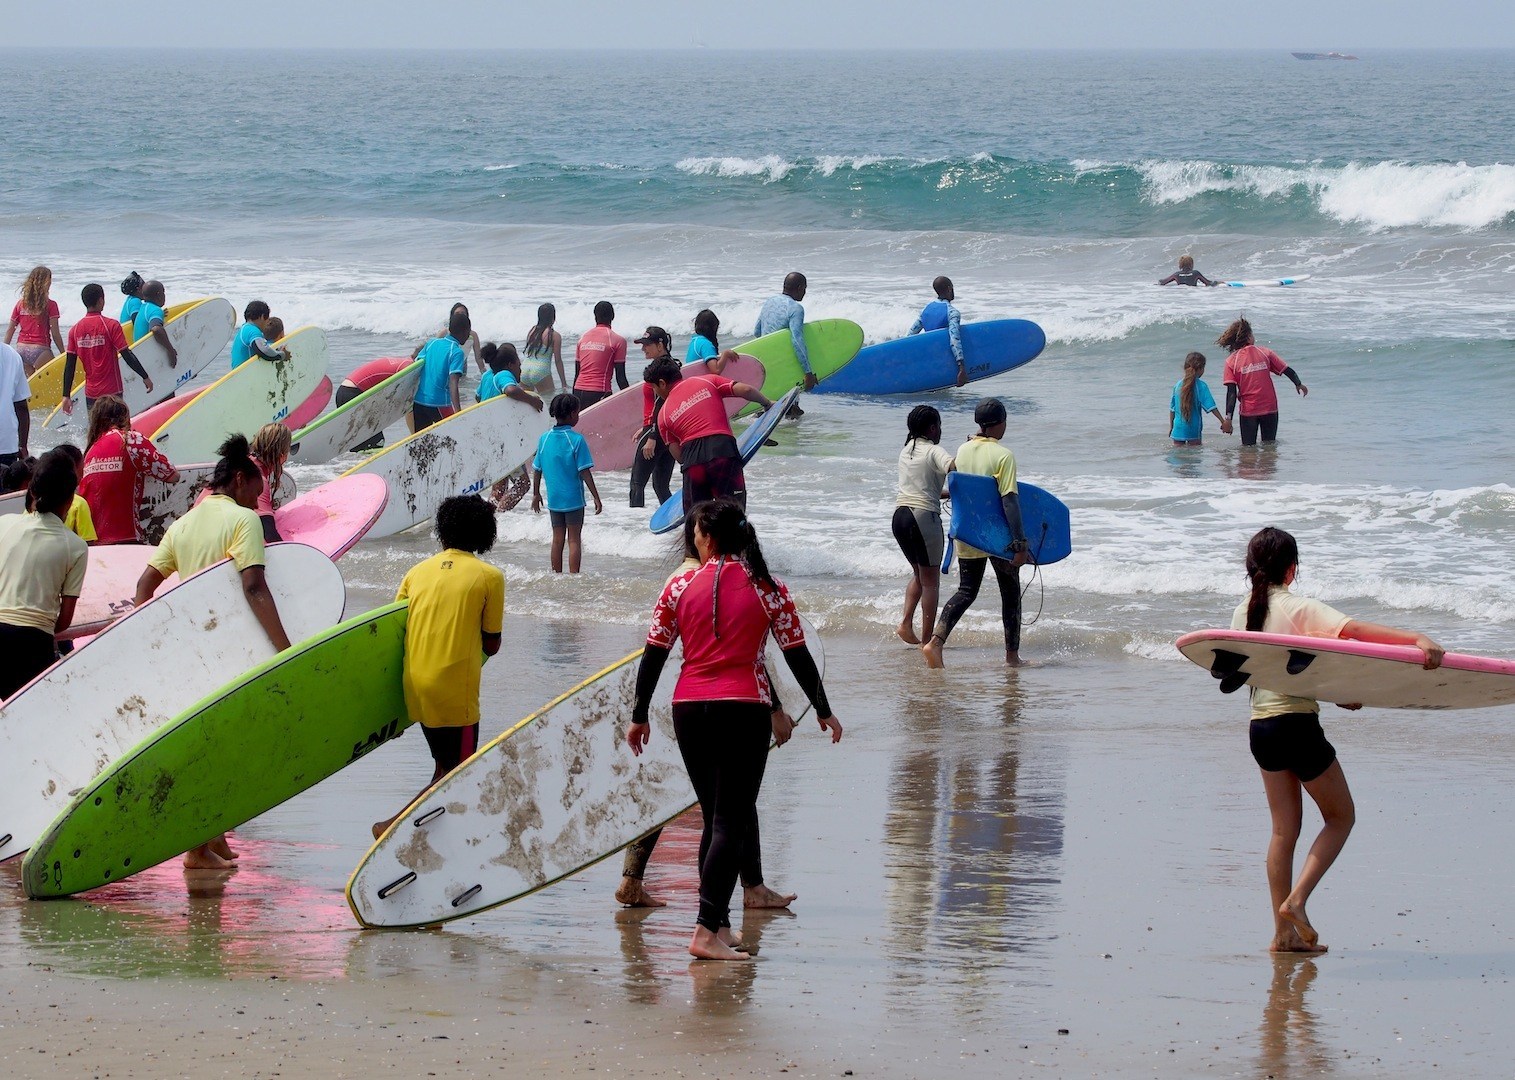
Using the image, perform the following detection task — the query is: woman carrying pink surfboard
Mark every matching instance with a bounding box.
[1233,526,1443,955]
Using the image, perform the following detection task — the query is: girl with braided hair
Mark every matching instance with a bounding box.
[891,404,955,647]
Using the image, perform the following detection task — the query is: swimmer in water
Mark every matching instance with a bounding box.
[1157,255,1219,287]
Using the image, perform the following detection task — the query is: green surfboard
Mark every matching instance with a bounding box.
[23,603,411,898]
[735,318,864,407]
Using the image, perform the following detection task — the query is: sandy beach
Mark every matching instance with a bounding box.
[5,616,1514,1078]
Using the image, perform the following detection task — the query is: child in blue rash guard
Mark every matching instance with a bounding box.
[1168,352,1231,444]
[907,275,967,387]
[531,394,602,573]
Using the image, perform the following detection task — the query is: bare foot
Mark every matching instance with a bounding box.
[689,926,752,961]
[1006,651,1024,668]
[922,638,945,669]
[209,834,239,861]
[615,878,667,908]
[896,622,921,646]
[1278,899,1320,949]
[182,843,232,870]
[1270,925,1328,954]
[717,927,747,951]
[744,883,797,909]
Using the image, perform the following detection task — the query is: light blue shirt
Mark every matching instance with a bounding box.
[476,368,518,403]
[532,425,594,512]
[132,301,166,341]
[230,321,269,369]
[414,336,468,408]
[1170,378,1218,441]
[119,296,142,329]
[755,295,810,374]
[685,335,719,363]
[909,300,964,366]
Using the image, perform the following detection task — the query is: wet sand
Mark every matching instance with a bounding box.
[3,614,1515,1077]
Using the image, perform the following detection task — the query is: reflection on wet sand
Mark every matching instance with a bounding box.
[1258,955,1331,1078]
[884,669,1065,1004]
[9,837,352,980]
[1219,443,1282,482]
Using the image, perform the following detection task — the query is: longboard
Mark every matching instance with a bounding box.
[0,543,345,864]
[272,473,388,560]
[42,298,235,426]
[734,318,864,407]
[289,361,423,465]
[26,300,204,411]
[339,394,551,538]
[133,378,328,440]
[151,325,329,465]
[578,355,764,473]
[815,319,1046,396]
[23,603,410,897]
[648,387,800,535]
[1221,275,1310,287]
[346,618,822,929]
[1176,630,1515,710]
[941,473,1072,573]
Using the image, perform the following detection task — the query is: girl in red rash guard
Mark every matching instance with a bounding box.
[625,498,843,961]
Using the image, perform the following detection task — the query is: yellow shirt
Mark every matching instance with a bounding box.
[65,494,96,543]
[396,550,505,728]
[0,511,89,633]
[1230,586,1351,719]
[149,493,266,579]
[952,435,1018,560]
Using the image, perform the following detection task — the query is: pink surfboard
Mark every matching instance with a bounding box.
[1176,629,1515,710]
[576,355,765,473]
[285,377,333,430]
[272,473,389,561]
[65,476,386,639]
[133,388,206,438]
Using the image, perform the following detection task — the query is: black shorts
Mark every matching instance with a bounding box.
[549,507,586,529]
[891,505,943,568]
[1249,712,1337,782]
[1239,412,1279,446]
[412,403,447,431]
[573,388,611,412]
[680,454,746,511]
[422,722,480,775]
[0,622,59,700]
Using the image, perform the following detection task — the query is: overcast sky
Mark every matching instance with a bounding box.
[2,0,1511,49]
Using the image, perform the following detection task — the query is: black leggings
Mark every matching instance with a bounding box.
[936,556,1021,652]
[1239,412,1279,446]
[0,622,59,700]
[620,814,765,888]
[629,442,676,508]
[672,700,772,932]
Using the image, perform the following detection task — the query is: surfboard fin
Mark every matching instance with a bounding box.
[377,872,416,900]
[1208,649,1251,694]
[1286,650,1316,675]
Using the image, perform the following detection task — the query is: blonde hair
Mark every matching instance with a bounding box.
[250,422,293,492]
[19,266,52,316]
[1178,255,1194,271]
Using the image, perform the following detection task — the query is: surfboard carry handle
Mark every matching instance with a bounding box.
[377,872,416,900]
[413,806,446,827]
[0,833,10,850]
[1286,650,1317,675]
[451,884,482,908]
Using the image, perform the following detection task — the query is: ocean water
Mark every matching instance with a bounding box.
[3,47,1513,659]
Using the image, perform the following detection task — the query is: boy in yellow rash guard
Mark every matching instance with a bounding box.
[373,494,503,839]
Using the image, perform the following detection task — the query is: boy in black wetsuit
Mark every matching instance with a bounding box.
[1158,255,1220,287]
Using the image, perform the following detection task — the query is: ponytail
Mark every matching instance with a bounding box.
[903,404,941,455]
[210,433,261,492]
[1244,526,1298,631]
[691,496,776,592]
[1179,351,1205,423]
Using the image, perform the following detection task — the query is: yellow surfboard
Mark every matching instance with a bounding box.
[27,300,201,411]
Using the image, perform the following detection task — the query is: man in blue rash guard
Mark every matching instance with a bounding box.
[755,271,816,391]
[908,275,968,388]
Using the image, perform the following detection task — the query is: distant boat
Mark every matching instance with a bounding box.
[1292,51,1360,60]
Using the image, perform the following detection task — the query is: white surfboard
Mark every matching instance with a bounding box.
[289,361,423,465]
[346,620,823,929]
[339,395,551,538]
[136,462,296,544]
[1221,275,1311,287]
[151,326,329,466]
[1177,629,1515,710]
[0,543,345,863]
[43,298,235,429]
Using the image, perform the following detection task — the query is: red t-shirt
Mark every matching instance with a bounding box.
[66,313,130,397]
[1222,345,1288,417]
[646,558,806,705]
[80,428,179,544]
[10,299,59,346]
[573,325,627,393]
[657,374,735,447]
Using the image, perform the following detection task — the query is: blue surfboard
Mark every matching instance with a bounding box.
[814,318,1045,396]
[648,388,801,535]
[941,473,1072,574]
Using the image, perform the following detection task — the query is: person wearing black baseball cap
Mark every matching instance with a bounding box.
[629,327,676,508]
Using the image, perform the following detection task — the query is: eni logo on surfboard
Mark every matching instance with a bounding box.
[349,718,404,763]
